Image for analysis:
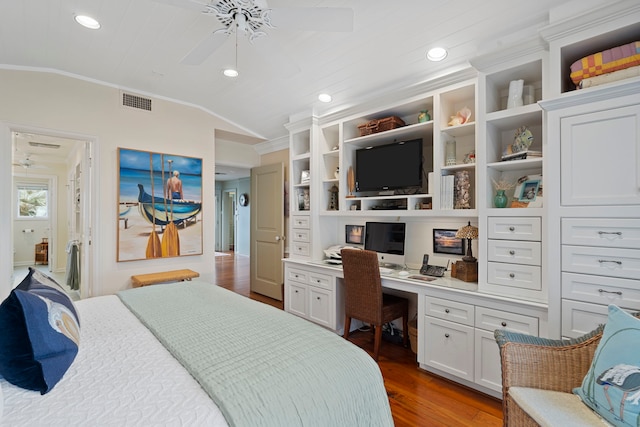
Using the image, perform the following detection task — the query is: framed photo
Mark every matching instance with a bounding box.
[511,174,543,208]
[433,228,465,255]
[117,148,203,262]
[345,224,364,245]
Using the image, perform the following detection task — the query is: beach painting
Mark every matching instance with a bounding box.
[117,148,203,262]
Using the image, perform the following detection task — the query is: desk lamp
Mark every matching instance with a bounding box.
[456,221,478,262]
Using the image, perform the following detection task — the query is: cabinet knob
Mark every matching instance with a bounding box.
[316,296,321,300]
[509,250,515,255]
[445,333,450,338]
[294,290,299,293]
[316,279,321,283]
[445,308,450,314]
[294,275,299,278]
[509,273,515,278]
[501,321,507,327]
[509,226,515,232]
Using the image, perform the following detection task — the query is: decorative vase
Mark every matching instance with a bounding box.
[494,190,508,208]
[445,140,456,166]
[418,110,431,123]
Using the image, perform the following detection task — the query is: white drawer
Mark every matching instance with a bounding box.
[561,299,609,339]
[487,217,541,241]
[291,215,310,229]
[291,242,310,257]
[488,239,541,266]
[425,297,474,327]
[291,229,310,242]
[475,307,538,335]
[562,245,640,280]
[423,316,475,381]
[562,272,640,310]
[487,262,541,291]
[287,268,309,284]
[308,271,332,290]
[562,218,640,249]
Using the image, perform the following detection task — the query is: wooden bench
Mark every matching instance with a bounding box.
[131,269,200,288]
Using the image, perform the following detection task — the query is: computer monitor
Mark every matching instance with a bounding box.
[364,222,406,268]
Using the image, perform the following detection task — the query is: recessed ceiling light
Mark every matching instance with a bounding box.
[74,15,101,30]
[223,69,239,78]
[426,47,448,62]
[318,93,332,103]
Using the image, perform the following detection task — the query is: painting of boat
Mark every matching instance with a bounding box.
[137,184,201,226]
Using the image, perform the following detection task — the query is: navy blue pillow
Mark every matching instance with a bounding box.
[0,268,80,394]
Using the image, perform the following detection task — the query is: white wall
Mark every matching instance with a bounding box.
[0,69,256,298]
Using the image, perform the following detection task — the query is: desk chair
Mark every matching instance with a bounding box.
[341,249,409,361]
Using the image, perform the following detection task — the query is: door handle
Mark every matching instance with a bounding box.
[275,235,286,242]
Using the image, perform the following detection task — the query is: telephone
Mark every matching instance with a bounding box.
[323,245,361,260]
[420,254,448,277]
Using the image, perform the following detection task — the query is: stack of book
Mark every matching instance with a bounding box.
[501,150,542,161]
[440,175,455,209]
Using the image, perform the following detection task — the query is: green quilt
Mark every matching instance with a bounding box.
[118,281,393,427]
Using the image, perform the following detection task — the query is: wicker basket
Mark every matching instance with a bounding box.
[358,116,405,136]
[408,317,418,354]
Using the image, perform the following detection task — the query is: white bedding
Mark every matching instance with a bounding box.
[1,295,228,426]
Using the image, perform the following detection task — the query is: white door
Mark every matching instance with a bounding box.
[250,163,285,300]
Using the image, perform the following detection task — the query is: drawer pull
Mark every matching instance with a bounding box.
[598,231,622,236]
[509,250,515,255]
[501,321,507,327]
[598,289,623,296]
[598,259,622,265]
[444,309,450,314]
[294,274,299,278]
[509,226,515,232]
[445,333,450,338]
[294,290,299,293]
[316,279,321,283]
[316,296,321,300]
[509,273,515,278]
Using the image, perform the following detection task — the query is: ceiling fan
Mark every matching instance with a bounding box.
[156,0,354,66]
[12,154,48,170]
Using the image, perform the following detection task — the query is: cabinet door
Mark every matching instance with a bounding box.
[286,282,308,318]
[423,316,474,381]
[474,329,502,393]
[560,104,640,206]
[308,287,333,328]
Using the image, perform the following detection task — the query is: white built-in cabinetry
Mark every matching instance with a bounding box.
[283,0,640,398]
[541,82,640,338]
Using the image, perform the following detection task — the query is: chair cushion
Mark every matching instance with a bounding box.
[0,268,80,394]
[574,305,640,427]
[510,387,610,426]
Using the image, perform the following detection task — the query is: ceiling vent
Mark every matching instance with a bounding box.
[122,92,152,111]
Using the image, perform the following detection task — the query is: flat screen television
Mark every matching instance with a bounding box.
[364,221,406,268]
[355,139,422,192]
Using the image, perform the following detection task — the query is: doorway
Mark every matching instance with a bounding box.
[8,128,94,299]
[222,189,237,252]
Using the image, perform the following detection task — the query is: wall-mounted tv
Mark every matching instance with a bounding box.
[355,138,423,192]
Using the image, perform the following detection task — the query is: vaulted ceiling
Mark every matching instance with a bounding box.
[0,0,577,143]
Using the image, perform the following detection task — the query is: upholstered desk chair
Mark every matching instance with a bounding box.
[340,249,409,361]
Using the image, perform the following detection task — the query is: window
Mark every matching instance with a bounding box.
[16,183,49,219]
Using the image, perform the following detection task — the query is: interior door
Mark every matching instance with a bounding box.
[250,163,285,300]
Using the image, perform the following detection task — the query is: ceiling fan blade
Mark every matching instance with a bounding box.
[268,7,354,32]
[152,0,210,13]
[181,30,229,65]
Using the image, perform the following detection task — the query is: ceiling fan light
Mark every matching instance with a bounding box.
[426,47,447,62]
[318,93,332,103]
[223,68,239,78]
[74,15,101,30]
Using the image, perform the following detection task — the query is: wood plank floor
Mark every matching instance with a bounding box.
[215,252,503,427]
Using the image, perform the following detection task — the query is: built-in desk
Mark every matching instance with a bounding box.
[283,258,548,398]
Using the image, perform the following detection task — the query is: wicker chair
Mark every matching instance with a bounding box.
[341,249,409,361]
[494,326,605,426]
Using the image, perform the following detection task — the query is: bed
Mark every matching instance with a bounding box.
[0,269,393,426]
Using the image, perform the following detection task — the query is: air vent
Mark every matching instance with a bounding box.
[122,92,152,111]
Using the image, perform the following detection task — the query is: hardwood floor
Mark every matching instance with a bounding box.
[215,252,503,427]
